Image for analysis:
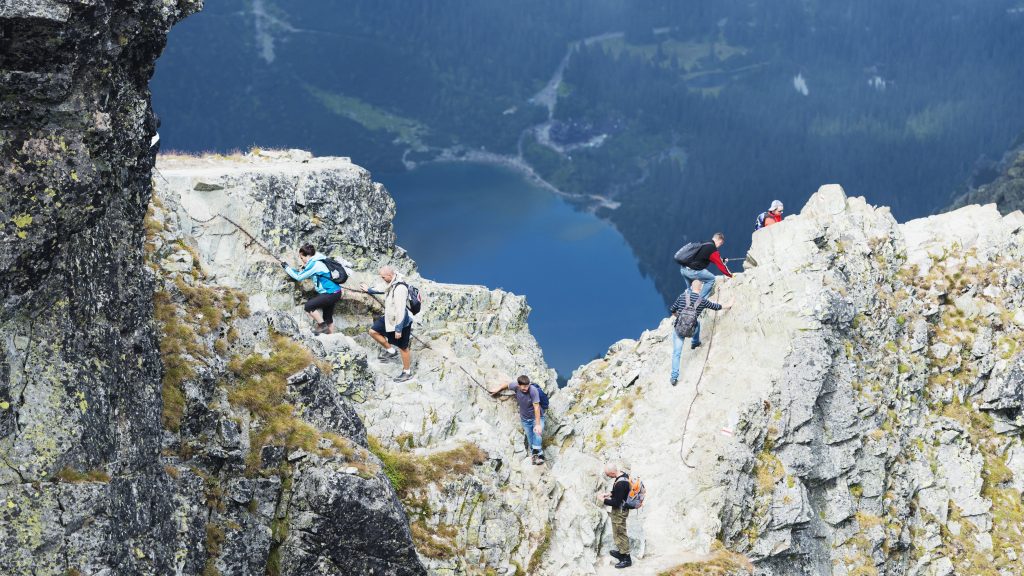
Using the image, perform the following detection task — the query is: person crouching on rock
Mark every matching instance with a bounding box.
[598,462,633,569]
[360,265,414,383]
[755,200,784,231]
[282,243,342,335]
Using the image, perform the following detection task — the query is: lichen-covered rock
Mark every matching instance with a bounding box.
[0,1,199,574]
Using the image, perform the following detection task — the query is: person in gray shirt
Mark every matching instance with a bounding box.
[489,375,546,465]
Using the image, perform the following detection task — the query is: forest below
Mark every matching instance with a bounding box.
[153,0,1024,301]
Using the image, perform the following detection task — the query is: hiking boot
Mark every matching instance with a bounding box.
[609,550,624,560]
[313,323,329,335]
[691,341,702,350]
[393,371,413,383]
[670,378,678,387]
[614,555,632,569]
[378,348,399,361]
[533,454,546,466]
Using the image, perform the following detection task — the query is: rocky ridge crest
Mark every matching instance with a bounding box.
[150,151,1024,576]
[544,186,1024,576]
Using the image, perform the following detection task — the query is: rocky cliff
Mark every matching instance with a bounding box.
[150,150,556,575]
[1,2,200,574]
[544,187,1024,576]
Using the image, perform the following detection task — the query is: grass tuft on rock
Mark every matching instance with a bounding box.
[53,467,110,483]
[527,525,553,573]
[410,520,458,559]
[367,437,487,499]
[227,334,359,473]
[153,274,250,433]
[658,541,754,575]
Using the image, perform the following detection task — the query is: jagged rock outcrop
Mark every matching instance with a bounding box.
[149,151,429,575]
[0,2,200,574]
[544,186,1024,576]
[152,150,557,575]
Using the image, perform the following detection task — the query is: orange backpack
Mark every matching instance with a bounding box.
[618,474,647,509]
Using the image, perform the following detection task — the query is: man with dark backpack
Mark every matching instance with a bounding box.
[489,375,548,465]
[361,266,416,382]
[282,244,344,335]
[669,279,731,386]
[675,232,732,299]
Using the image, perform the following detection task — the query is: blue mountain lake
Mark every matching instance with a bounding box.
[379,161,667,379]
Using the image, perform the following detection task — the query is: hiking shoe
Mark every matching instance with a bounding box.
[313,323,329,335]
[670,378,678,387]
[609,550,624,560]
[614,555,632,569]
[691,341,702,350]
[533,454,546,466]
[377,348,399,361]
[393,371,413,383]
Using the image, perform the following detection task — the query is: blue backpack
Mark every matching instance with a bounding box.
[532,384,550,411]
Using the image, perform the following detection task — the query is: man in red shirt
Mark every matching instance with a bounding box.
[756,200,784,230]
[677,232,732,299]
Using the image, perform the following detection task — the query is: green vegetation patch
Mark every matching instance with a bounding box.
[366,436,486,498]
[410,520,458,559]
[527,524,553,573]
[227,335,355,473]
[153,279,251,433]
[53,467,110,483]
[305,84,428,147]
[598,37,746,73]
[658,540,753,575]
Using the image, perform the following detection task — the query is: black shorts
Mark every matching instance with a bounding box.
[371,315,411,350]
[305,291,341,325]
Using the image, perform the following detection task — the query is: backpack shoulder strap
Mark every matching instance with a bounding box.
[685,292,699,309]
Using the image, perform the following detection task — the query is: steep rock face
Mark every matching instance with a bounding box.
[150,151,426,575]
[152,151,557,575]
[721,192,1024,576]
[0,2,199,574]
[544,186,1024,576]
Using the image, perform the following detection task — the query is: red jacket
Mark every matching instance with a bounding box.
[709,251,732,277]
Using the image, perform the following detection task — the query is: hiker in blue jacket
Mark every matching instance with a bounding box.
[282,243,342,335]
